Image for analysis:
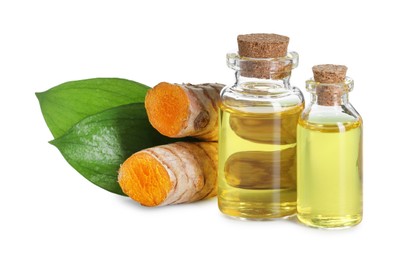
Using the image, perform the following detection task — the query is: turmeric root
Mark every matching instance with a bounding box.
[118,142,218,206]
[145,82,224,141]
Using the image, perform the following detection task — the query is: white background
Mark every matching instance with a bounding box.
[1,0,404,259]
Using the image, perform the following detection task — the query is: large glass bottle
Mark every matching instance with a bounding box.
[297,64,363,228]
[218,34,304,219]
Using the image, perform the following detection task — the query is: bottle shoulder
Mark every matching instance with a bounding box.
[299,102,362,132]
[220,84,304,113]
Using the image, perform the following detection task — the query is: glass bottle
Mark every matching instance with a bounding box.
[218,34,304,219]
[297,64,363,228]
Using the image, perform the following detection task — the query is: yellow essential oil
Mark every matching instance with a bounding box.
[297,64,363,228]
[219,34,303,219]
[297,118,363,228]
[218,103,303,219]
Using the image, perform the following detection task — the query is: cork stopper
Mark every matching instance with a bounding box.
[237,33,289,58]
[313,64,347,84]
[312,64,348,106]
[237,33,291,79]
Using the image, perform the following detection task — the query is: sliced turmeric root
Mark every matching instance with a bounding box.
[145,82,224,141]
[118,142,218,206]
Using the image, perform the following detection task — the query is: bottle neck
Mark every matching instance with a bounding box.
[311,90,350,106]
[306,77,354,107]
[226,51,298,93]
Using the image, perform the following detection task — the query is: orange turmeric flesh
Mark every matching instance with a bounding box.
[118,142,218,207]
[118,152,172,206]
[145,82,190,137]
[145,82,224,141]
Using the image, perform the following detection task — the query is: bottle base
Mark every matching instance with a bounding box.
[219,200,297,220]
[297,213,362,229]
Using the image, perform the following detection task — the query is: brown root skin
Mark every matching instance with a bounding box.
[145,82,224,141]
[118,142,218,207]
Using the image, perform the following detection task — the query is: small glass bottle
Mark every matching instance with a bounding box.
[297,64,363,228]
[218,33,304,219]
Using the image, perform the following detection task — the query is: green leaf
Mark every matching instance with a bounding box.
[36,78,149,138]
[50,103,189,195]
